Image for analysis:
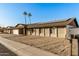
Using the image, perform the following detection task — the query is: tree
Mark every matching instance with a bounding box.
[23,11,27,35]
[28,13,32,24]
[23,11,27,24]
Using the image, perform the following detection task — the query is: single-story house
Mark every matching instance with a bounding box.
[13,17,78,38]
[13,24,27,35]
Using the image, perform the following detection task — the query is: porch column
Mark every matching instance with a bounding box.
[23,28,26,35]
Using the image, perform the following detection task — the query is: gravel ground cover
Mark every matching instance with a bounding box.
[0,34,70,56]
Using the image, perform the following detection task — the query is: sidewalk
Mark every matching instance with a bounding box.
[0,36,58,56]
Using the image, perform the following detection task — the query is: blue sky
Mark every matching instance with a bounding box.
[0,3,79,26]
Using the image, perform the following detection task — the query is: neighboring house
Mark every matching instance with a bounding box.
[0,27,4,33]
[13,17,78,38]
[3,26,14,34]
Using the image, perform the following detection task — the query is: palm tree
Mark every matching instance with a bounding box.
[28,13,32,24]
[23,11,27,24]
[23,11,27,35]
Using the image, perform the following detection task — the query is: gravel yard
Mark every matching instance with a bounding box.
[0,34,70,56]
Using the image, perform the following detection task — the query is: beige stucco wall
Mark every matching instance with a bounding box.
[6,30,10,34]
[27,30,31,35]
[51,28,57,37]
[58,27,66,38]
[4,30,9,34]
[45,28,50,37]
[8,30,10,34]
[36,29,39,36]
[13,29,19,35]
[26,27,67,38]
[40,28,44,36]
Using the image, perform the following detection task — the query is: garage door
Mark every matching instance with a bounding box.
[13,29,19,35]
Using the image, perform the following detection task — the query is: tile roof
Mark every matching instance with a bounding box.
[15,17,78,29]
[27,17,78,28]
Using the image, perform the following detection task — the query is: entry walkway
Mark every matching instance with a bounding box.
[0,36,58,56]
